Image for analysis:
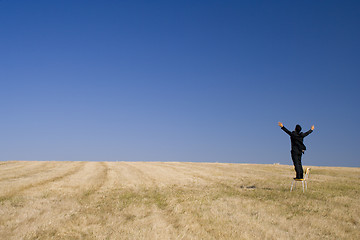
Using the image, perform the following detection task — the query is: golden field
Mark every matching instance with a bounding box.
[0,161,359,239]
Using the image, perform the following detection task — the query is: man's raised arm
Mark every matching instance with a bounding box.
[303,125,315,137]
[278,122,291,135]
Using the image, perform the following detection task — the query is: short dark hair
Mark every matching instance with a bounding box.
[295,124,302,133]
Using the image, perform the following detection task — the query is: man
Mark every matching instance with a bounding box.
[278,122,315,179]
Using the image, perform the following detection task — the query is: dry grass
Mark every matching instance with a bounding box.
[0,161,359,239]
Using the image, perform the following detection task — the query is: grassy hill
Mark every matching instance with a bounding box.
[0,161,359,239]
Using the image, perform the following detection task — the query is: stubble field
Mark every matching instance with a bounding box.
[0,161,359,239]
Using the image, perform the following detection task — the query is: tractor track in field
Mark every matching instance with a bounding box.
[127,163,222,239]
[152,162,223,185]
[0,162,57,182]
[0,162,110,240]
[0,162,86,202]
[0,161,19,166]
[151,162,249,196]
[78,162,109,200]
[24,162,112,239]
[120,162,156,186]
[0,162,30,173]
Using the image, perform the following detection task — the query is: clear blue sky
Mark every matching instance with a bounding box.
[1,0,359,167]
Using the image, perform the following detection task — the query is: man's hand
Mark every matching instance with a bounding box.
[311,125,315,130]
[278,122,283,128]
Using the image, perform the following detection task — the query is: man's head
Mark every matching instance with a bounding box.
[295,124,302,133]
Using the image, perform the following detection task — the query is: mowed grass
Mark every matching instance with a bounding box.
[0,161,359,239]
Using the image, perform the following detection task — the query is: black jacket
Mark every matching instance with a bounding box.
[281,126,313,154]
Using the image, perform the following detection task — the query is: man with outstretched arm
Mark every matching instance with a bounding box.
[278,122,315,179]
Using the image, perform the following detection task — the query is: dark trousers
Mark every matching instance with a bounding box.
[291,150,303,179]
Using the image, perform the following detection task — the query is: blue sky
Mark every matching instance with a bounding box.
[1,0,359,167]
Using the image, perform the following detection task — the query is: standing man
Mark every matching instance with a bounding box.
[278,122,315,179]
